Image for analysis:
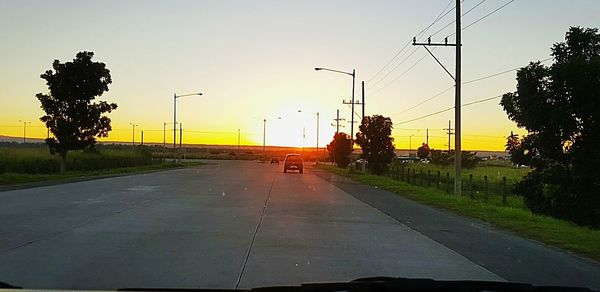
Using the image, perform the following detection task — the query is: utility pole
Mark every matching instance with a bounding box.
[302,126,306,154]
[413,0,462,195]
[18,120,31,143]
[335,109,340,133]
[238,128,240,150]
[455,0,463,196]
[316,112,320,164]
[141,131,144,146]
[361,81,365,121]
[426,128,429,145]
[163,122,166,148]
[263,119,266,153]
[444,120,454,152]
[179,123,183,149]
[351,69,355,146]
[129,123,138,145]
[173,93,177,149]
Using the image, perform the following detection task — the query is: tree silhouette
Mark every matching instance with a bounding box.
[326,132,353,168]
[36,51,117,173]
[501,27,600,227]
[355,115,395,175]
[417,143,430,160]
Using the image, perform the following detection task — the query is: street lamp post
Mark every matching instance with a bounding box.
[298,110,320,164]
[129,123,138,145]
[315,67,355,145]
[262,117,282,154]
[163,122,178,148]
[173,92,202,149]
[18,120,31,143]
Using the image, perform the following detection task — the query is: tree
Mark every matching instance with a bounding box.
[326,132,353,168]
[36,51,117,173]
[430,149,479,169]
[417,143,430,160]
[500,27,600,227]
[355,115,395,175]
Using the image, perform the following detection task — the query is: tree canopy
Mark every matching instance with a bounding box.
[326,132,353,168]
[501,27,600,227]
[355,115,395,175]
[36,51,117,173]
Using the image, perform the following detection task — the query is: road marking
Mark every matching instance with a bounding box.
[235,171,278,289]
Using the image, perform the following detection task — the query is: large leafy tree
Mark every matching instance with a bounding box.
[326,132,353,168]
[37,51,117,173]
[417,143,430,160]
[355,115,395,175]
[500,27,600,227]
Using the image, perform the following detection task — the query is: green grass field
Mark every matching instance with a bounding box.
[386,159,532,200]
[0,144,202,186]
[319,164,600,262]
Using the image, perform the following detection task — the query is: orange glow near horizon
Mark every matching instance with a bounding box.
[0,118,522,151]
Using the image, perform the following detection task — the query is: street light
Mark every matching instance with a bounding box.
[315,67,355,146]
[298,110,320,164]
[129,123,139,145]
[18,120,31,143]
[163,122,178,148]
[409,134,415,155]
[173,92,203,149]
[262,117,282,153]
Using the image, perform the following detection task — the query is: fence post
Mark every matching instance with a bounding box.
[419,170,423,186]
[401,165,405,182]
[484,175,488,202]
[469,174,474,199]
[412,169,416,185]
[427,170,431,187]
[436,171,440,189]
[445,172,450,193]
[407,167,410,183]
[502,176,507,205]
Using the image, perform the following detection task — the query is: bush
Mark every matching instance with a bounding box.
[516,163,600,227]
[430,149,480,169]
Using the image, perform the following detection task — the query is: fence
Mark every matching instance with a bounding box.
[383,163,519,206]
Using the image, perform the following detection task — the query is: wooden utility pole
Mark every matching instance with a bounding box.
[444,120,454,152]
[413,0,462,195]
[454,0,462,195]
[361,81,365,121]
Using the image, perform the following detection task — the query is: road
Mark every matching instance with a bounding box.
[0,160,598,290]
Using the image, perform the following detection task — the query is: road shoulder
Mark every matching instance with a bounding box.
[311,167,600,290]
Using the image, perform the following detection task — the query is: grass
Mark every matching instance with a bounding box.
[388,159,532,198]
[0,144,204,187]
[0,161,203,187]
[319,164,600,262]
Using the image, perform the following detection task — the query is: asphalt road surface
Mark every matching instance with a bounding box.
[0,160,599,290]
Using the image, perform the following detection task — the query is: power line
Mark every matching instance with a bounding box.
[368,47,420,89]
[391,86,454,117]
[396,94,502,125]
[389,55,552,117]
[446,0,515,38]
[463,56,552,85]
[370,48,433,96]
[366,0,456,84]
[428,0,481,38]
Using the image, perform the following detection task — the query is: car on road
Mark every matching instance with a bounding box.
[283,154,303,173]
[270,157,279,164]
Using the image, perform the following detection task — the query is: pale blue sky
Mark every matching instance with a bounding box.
[1,0,599,149]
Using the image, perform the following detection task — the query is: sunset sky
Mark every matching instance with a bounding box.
[1,0,599,150]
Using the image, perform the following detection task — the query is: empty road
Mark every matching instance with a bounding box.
[0,160,598,290]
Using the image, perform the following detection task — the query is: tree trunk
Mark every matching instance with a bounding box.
[60,151,67,174]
